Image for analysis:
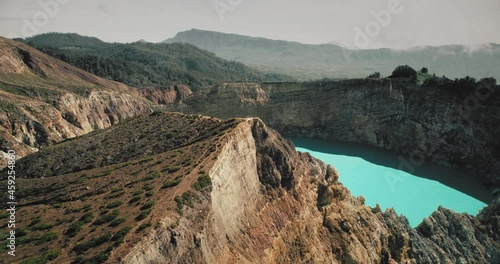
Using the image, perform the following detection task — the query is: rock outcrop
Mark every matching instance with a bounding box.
[121,116,499,264]
[5,112,497,263]
[140,85,193,105]
[168,80,500,192]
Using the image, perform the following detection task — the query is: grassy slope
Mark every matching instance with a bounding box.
[0,36,141,111]
[0,37,153,168]
[0,112,240,263]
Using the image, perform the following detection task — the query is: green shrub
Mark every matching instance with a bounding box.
[18,234,43,245]
[65,221,85,237]
[136,157,154,165]
[193,175,211,191]
[80,212,94,223]
[168,166,181,173]
[135,209,151,221]
[174,191,198,210]
[111,227,131,243]
[142,171,160,181]
[28,217,41,226]
[136,221,151,233]
[174,196,184,209]
[64,207,81,214]
[367,72,381,78]
[129,195,142,204]
[75,252,110,264]
[145,190,154,197]
[109,217,126,227]
[182,158,192,166]
[111,187,124,193]
[94,170,112,178]
[31,222,54,231]
[40,231,58,243]
[20,256,47,264]
[106,200,123,209]
[105,191,125,199]
[44,249,60,261]
[140,201,154,210]
[175,207,183,216]
[72,233,112,253]
[93,210,119,225]
[390,65,417,79]
[161,179,182,189]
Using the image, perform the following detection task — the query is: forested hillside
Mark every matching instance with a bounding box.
[21,33,292,90]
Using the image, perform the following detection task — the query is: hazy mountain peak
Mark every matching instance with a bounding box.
[165,29,500,80]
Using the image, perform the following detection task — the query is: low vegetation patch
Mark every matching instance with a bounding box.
[140,201,154,210]
[72,233,113,253]
[93,210,119,225]
[129,194,142,204]
[105,190,125,199]
[65,222,85,237]
[106,200,123,209]
[142,170,160,181]
[135,209,152,221]
[109,217,126,227]
[161,179,182,189]
[193,174,212,191]
[174,191,199,211]
[20,249,60,264]
[136,221,152,233]
[168,166,181,173]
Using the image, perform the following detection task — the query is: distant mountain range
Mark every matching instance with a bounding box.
[164,29,500,81]
[20,33,293,90]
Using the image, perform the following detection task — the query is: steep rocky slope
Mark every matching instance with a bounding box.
[2,112,497,263]
[166,79,500,193]
[0,37,192,167]
[139,84,192,105]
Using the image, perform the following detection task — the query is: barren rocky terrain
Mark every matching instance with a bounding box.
[1,112,498,263]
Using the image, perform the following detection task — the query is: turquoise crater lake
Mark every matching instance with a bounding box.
[293,138,489,227]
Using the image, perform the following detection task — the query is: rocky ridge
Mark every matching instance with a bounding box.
[118,114,499,263]
[5,112,497,263]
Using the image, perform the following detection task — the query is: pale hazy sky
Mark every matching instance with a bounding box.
[1,0,499,49]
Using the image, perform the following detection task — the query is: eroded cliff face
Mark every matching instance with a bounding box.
[140,85,193,105]
[0,90,149,147]
[0,37,196,167]
[122,118,499,264]
[169,79,500,192]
